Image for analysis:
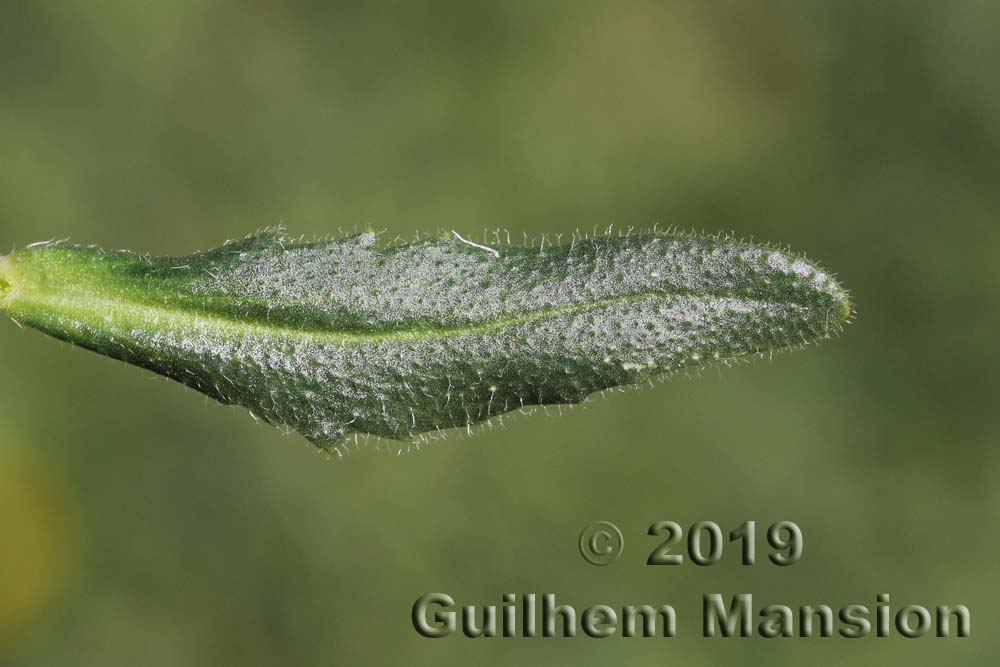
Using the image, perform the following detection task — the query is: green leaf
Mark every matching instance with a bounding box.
[0,229,851,452]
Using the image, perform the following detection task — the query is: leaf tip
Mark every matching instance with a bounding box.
[838,287,853,324]
[820,267,854,330]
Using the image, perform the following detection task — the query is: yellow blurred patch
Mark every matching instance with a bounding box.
[0,450,74,644]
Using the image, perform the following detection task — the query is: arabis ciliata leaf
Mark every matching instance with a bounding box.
[0,229,851,451]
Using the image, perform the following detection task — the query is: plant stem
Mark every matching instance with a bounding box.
[0,255,13,307]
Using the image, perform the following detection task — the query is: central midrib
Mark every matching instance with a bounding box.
[18,288,780,346]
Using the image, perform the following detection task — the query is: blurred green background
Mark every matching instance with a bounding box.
[1,1,998,664]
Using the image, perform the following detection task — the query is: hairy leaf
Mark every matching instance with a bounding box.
[0,230,851,451]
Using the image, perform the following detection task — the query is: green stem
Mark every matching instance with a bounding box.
[0,255,13,307]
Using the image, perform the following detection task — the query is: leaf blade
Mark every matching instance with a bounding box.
[0,230,851,450]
